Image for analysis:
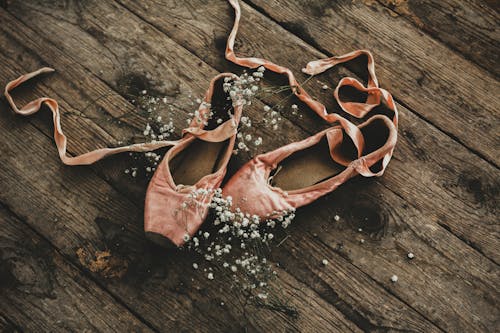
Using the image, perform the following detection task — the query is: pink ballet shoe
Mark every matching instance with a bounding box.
[222,0,398,220]
[144,73,243,247]
[222,115,397,219]
[4,69,241,248]
[4,0,399,248]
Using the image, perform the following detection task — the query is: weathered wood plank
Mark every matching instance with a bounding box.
[43,1,498,330]
[0,11,375,333]
[0,314,22,332]
[374,0,500,77]
[0,205,153,332]
[113,0,500,262]
[288,186,500,332]
[0,55,243,332]
[0,7,444,332]
[1,1,498,328]
[241,0,500,165]
[0,75,363,333]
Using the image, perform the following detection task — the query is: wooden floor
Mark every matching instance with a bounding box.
[0,0,498,332]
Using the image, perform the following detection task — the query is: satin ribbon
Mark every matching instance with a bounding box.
[226,0,398,176]
[4,68,237,165]
[3,0,398,178]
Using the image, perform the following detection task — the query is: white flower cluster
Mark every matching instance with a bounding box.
[143,151,162,174]
[186,101,213,126]
[142,120,175,142]
[262,105,282,131]
[235,118,263,152]
[181,188,212,219]
[137,94,176,137]
[184,188,296,299]
[290,104,302,118]
[123,66,306,178]
[221,67,270,154]
[223,66,265,107]
[124,92,178,178]
[124,167,138,178]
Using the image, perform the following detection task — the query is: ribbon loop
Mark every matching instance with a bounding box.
[4,68,180,166]
[225,0,398,177]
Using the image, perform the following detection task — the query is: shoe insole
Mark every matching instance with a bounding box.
[271,138,344,191]
[170,139,228,186]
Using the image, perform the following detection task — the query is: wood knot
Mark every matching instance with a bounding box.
[116,72,180,98]
[76,248,128,279]
[458,174,499,210]
[347,202,388,238]
[0,244,56,298]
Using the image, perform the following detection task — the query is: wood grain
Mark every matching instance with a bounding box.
[0,205,153,332]
[0,0,498,331]
[0,5,442,332]
[289,184,499,332]
[241,0,500,165]
[0,67,362,332]
[0,8,372,333]
[111,0,500,263]
[375,0,500,77]
[0,314,22,332]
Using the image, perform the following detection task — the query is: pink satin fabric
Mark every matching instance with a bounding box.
[144,73,242,246]
[3,0,398,244]
[222,116,398,218]
[222,0,399,218]
[4,67,182,165]
[5,68,241,246]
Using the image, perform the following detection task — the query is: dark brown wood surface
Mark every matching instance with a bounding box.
[0,0,498,332]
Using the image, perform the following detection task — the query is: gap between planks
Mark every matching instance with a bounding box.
[241,0,500,169]
[2,0,496,272]
[2,0,496,282]
[0,12,377,332]
[113,0,499,262]
[0,4,496,330]
[0,201,161,333]
[373,0,500,79]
